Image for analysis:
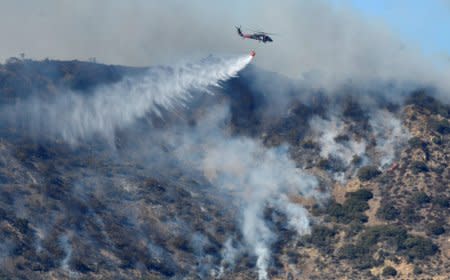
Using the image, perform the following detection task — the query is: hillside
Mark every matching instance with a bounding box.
[0,58,448,279]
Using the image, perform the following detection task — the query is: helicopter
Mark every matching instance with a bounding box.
[236,26,274,43]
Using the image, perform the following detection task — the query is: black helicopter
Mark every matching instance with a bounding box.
[236,26,274,43]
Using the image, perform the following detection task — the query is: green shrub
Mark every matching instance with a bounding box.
[382,266,397,277]
[413,266,423,275]
[327,190,373,224]
[326,199,368,224]
[345,197,370,213]
[334,134,350,143]
[413,191,431,205]
[346,189,373,201]
[318,157,346,172]
[359,225,407,249]
[428,119,450,134]
[305,225,337,253]
[401,236,438,260]
[428,223,445,236]
[338,244,368,260]
[357,166,381,181]
[432,196,450,208]
[377,204,400,221]
[432,136,442,145]
[411,161,429,174]
[408,137,426,149]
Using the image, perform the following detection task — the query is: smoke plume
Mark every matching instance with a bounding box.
[154,105,324,279]
[4,54,252,145]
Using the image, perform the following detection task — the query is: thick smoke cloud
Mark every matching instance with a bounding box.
[1,0,449,98]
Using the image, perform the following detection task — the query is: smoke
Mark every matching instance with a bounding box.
[370,109,411,168]
[59,234,72,271]
[310,115,367,166]
[1,1,449,99]
[307,105,411,182]
[154,105,324,279]
[4,54,252,145]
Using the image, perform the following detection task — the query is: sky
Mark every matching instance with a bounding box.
[1,0,449,62]
[342,0,450,56]
[0,0,449,96]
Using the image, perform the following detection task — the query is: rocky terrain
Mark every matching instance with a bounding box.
[0,58,448,279]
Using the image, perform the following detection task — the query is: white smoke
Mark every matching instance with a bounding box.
[158,105,324,279]
[6,54,252,145]
[310,116,366,165]
[59,234,72,271]
[370,110,411,167]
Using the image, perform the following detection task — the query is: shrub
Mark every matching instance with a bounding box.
[171,236,193,253]
[406,90,450,118]
[346,189,373,201]
[432,136,442,145]
[334,134,350,143]
[351,155,363,166]
[304,225,336,253]
[377,204,400,221]
[327,190,373,224]
[318,157,346,172]
[411,161,429,174]
[408,137,426,149]
[326,200,368,224]
[428,119,450,134]
[432,196,450,208]
[357,166,381,181]
[413,191,431,205]
[345,197,370,213]
[12,218,30,234]
[342,99,367,122]
[401,236,438,260]
[359,225,407,249]
[382,266,397,277]
[428,223,445,236]
[338,244,368,260]
[301,139,318,149]
[413,266,423,275]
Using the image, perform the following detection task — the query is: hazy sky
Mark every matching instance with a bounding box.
[344,0,450,55]
[1,0,449,94]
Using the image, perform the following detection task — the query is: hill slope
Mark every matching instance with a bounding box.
[0,58,448,279]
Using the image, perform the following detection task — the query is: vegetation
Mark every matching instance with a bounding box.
[382,266,397,277]
[408,137,427,149]
[346,189,373,201]
[318,157,346,172]
[303,225,337,254]
[376,204,400,221]
[428,119,450,134]
[326,190,373,224]
[432,196,450,208]
[410,161,429,174]
[301,139,318,149]
[402,236,438,260]
[412,191,431,205]
[357,166,381,181]
[406,89,450,118]
[338,244,368,260]
[427,223,445,236]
